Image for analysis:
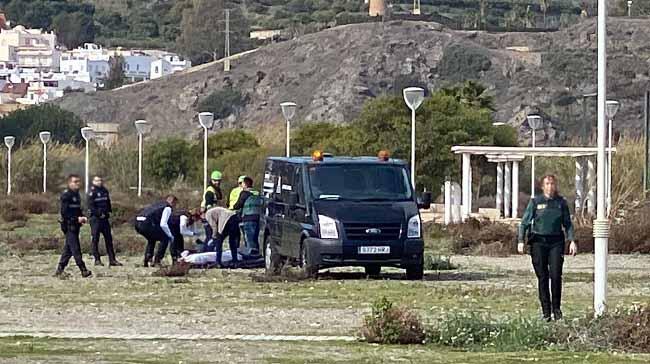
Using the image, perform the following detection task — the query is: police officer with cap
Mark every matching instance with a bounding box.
[518,174,577,321]
[55,174,92,278]
[88,175,122,266]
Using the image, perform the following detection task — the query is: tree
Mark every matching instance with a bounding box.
[442,80,495,111]
[0,104,84,145]
[176,0,251,65]
[52,11,95,49]
[148,138,194,184]
[103,56,126,90]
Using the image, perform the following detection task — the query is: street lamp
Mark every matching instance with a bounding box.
[134,120,150,197]
[627,0,632,16]
[593,0,609,317]
[80,127,94,194]
[605,100,620,216]
[4,136,14,195]
[492,122,506,126]
[403,87,425,190]
[527,114,543,198]
[280,102,297,157]
[39,131,50,193]
[198,112,215,193]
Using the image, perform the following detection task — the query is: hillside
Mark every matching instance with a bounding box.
[56,17,650,144]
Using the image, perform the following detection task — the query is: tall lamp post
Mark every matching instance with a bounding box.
[403,87,425,190]
[627,0,632,16]
[593,0,609,317]
[4,136,14,195]
[605,100,620,216]
[39,131,51,193]
[198,112,215,193]
[134,120,150,197]
[280,102,297,158]
[527,114,543,198]
[80,127,94,194]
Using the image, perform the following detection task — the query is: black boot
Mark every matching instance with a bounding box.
[542,307,551,322]
[94,259,104,266]
[553,309,563,321]
[81,269,93,278]
[109,260,123,267]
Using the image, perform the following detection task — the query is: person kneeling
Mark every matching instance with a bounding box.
[205,207,240,268]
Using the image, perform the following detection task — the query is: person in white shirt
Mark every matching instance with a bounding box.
[168,209,202,261]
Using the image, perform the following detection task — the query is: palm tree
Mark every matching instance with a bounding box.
[442,81,495,111]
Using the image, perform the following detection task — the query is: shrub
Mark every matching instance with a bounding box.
[14,193,57,214]
[7,237,61,252]
[0,203,28,223]
[0,104,84,145]
[148,138,196,185]
[196,88,248,120]
[431,219,516,256]
[438,44,492,82]
[360,296,426,345]
[428,311,553,350]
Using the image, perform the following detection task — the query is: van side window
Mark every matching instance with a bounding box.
[280,164,295,203]
[293,166,304,205]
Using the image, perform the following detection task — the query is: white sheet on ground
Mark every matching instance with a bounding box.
[179,250,242,265]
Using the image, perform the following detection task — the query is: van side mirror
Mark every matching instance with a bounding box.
[287,191,299,206]
[417,191,432,210]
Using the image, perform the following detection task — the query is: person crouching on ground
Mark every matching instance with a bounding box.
[134,195,177,267]
[518,174,578,321]
[204,206,240,267]
[168,209,202,261]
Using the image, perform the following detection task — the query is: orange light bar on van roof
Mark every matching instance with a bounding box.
[312,150,324,162]
[378,150,390,161]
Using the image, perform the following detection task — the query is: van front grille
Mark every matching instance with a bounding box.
[343,222,401,241]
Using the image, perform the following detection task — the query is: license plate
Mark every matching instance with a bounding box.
[358,246,390,254]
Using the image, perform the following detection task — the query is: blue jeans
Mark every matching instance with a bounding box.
[241,221,259,254]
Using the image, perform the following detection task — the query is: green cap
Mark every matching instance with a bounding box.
[238,175,247,183]
[211,171,223,180]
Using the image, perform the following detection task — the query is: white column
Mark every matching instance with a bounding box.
[594,0,609,317]
[468,160,473,215]
[575,158,584,215]
[496,162,504,216]
[462,153,471,220]
[504,162,512,218]
[587,158,596,216]
[444,180,452,225]
[531,129,536,198]
[512,161,519,218]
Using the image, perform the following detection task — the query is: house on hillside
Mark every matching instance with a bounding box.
[123,54,152,82]
[150,54,191,79]
[0,81,27,103]
[0,25,59,72]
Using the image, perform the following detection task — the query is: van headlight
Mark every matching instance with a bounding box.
[407,215,421,239]
[318,215,339,239]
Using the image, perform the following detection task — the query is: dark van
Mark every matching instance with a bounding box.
[259,153,431,280]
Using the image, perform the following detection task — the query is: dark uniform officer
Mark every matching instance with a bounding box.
[518,174,577,321]
[55,174,92,278]
[88,176,121,266]
[135,195,177,267]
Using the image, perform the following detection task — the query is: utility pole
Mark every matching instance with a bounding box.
[224,9,231,72]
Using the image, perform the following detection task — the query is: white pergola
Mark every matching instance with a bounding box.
[451,146,616,220]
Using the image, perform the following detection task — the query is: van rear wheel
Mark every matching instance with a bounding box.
[364,265,381,277]
[264,239,283,275]
[300,241,319,278]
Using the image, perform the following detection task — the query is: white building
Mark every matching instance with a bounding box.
[0,25,59,72]
[150,54,191,79]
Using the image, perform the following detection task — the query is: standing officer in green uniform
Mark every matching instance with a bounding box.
[518,174,577,321]
[202,170,224,240]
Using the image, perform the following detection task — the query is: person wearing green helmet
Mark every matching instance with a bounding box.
[228,175,247,210]
[201,170,224,243]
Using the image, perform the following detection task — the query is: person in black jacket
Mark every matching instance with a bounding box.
[88,176,122,266]
[135,195,178,267]
[55,174,92,278]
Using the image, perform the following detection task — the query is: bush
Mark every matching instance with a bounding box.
[360,296,426,345]
[196,88,248,120]
[438,44,492,82]
[0,104,84,145]
[148,138,196,185]
[13,193,57,215]
[0,206,28,223]
[429,311,554,350]
[429,219,516,256]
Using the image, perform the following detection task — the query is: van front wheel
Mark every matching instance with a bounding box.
[405,256,424,280]
[364,265,381,277]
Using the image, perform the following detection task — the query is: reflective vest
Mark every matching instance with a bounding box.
[201,185,218,210]
[241,191,262,217]
[228,187,243,210]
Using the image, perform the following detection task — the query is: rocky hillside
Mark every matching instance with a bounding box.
[56,17,650,144]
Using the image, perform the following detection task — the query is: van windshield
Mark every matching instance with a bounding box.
[307,164,412,201]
